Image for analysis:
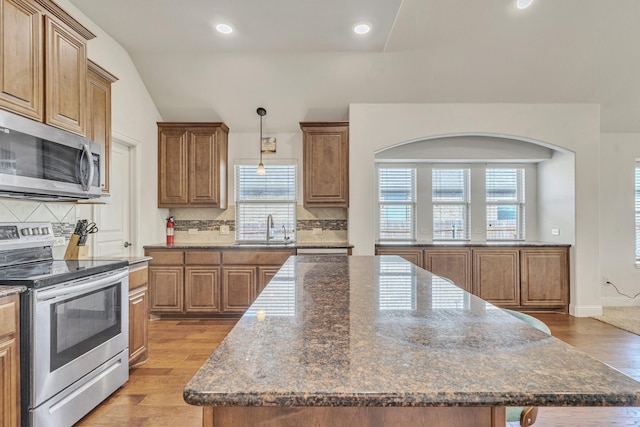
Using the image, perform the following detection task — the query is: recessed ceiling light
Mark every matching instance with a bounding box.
[353,23,371,35]
[216,23,233,34]
[516,0,534,9]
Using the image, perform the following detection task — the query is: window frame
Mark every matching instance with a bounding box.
[485,167,526,241]
[376,165,417,241]
[431,166,471,241]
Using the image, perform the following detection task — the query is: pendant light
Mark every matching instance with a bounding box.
[256,107,267,175]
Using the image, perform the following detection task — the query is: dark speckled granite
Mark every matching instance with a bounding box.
[184,255,640,408]
[0,285,25,298]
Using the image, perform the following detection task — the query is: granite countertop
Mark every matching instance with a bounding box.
[184,255,639,408]
[93,255,153,265]
[144,242,353,250]
[0,285,26,298]
[376,241,571,247]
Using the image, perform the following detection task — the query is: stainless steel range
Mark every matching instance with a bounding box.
[0,222,129,427]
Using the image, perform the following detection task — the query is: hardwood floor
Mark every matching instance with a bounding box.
[75,314,640,427]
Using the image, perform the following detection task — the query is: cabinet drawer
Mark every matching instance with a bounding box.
[146,250,184,265]
[0,295,18,338]
[223,250,295,265]
[129,263,149,290]
[186,251,221,265]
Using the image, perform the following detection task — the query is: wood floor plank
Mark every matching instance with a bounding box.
[75,314,640,426]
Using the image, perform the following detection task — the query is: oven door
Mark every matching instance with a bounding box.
[31,267,129,407]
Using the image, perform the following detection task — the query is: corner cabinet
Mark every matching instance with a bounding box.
[128,262,149,367]
[87,60,117,194]
[300,122,349,208]
[0,0,95,135]
[157,123,229,208]
[376,244,570,313]
[0,294,20,427]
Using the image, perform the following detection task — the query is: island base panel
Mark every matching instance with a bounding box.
[203,406,505,427]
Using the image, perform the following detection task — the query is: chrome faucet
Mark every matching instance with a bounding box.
[266,214,274,243]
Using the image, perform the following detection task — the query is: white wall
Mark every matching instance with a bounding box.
[349,103,601,316]
[600,133,640,306]
[56,0,166,254]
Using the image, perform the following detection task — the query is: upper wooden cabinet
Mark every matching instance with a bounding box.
[87,60,117,194]
[157,122,229,208]
[0,0,95,134]
[300,122,349,208]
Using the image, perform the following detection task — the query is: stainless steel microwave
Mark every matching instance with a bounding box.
[0,110,101,201]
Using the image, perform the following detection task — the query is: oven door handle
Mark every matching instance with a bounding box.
[35,268,128,301]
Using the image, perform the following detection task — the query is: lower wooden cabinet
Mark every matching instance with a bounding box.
[0,294,20,427]
[376,244,569,312]
[128,262,149,367]
[145,248,294,317]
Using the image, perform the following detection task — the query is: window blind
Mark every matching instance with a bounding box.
[431,276,467,309]
[635,165,640,262]
[378,258,415,310]
[432,168,469,240]
[250,262,296,316]
[486,168,525,240]
[378,167,416,240]
[235,165,296,241]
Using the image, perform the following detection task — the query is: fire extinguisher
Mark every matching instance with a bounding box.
[166,216,175,246]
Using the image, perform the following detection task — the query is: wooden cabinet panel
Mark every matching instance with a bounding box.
[0,294,19,427]
[257,266,280,295]
[149,266,184,313]
[128,285,148,367]
[222,267,256,313]
[87,60,117,194]
[222,250,295,266]
[147,250,184,266]
[185,267,221,313]
[520,248,569,307]
[158,127,189,205]
[158,123,228,208]
[472,249,520,307]
[375,247,423,268]
[185,250,221,265]
[44,15,87,135]
[424,248,472,292]
[0,0,43,119]
[301,122,349,207]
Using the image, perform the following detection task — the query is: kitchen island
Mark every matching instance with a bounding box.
[184,255,640,426]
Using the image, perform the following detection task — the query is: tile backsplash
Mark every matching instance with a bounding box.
[170,206,348,243]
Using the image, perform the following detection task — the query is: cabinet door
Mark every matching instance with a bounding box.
[375,247,424,268]
[520,248,569,310]
[128,285,148,367]
[149,266,184,313]
[0,0,43,120]
[189,127,219,205]
[44,15,87,136]
[257,266,280,295]
[222,266,256,313]
[301,122,349,207]
[185,266,221,313]
[472,248,520,307]
[424,248,472,292]
[158,127,189,206]
[0,295,19,427]
[87,61,116,194]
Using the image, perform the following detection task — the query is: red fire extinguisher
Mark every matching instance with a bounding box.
[166,216,175,246]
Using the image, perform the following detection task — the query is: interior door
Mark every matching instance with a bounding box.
[94,140,132,256]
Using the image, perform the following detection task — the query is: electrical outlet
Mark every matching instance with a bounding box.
[188,228,198,235]
[602,276,609,286]
[312,228,323,235]
[551,228,560,236]
[220,225,230,235]
[54,236,66,247]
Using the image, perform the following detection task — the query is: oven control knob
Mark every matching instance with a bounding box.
[31,227,40,235]
[21,228,31,236]
[41,227,50,235]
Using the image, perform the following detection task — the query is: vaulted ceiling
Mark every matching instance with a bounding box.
[69,0,640,133]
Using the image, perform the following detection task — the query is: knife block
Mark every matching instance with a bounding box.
[63,234,89,260]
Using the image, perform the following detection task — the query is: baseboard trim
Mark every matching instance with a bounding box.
[601,297,640,307]
[570,304,603,317]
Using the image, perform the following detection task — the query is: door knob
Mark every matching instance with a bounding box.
[124,241,132,248]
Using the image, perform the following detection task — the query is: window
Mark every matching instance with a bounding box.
[378,257,415,310]
[486,168,525,240]
[635,165,640,262]
[432,168,470,240]
[235,164,296,241]
[378,167,416,240]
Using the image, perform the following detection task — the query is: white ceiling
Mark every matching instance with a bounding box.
[69,0,640,133]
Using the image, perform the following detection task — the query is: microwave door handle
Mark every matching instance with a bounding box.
[81,143,95,191]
